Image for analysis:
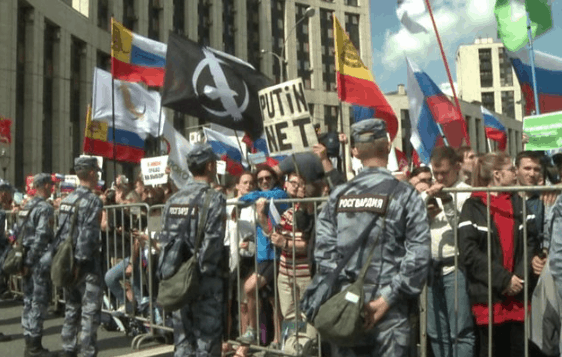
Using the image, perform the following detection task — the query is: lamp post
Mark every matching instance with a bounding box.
[261,6,315,83]
[0,149,10,179]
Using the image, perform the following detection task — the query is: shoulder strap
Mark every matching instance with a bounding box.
[53,190,90,244]
[324,178,400,288]
[193,188,216,258]
[16,199,44,244]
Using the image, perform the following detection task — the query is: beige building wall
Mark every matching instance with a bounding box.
[456,38,524,122]
[1,0,371,187]
[386,84,523,159]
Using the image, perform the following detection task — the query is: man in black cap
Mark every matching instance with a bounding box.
[19,173,55,356]
[157,143,227,357]
[55,157,103,357]
[302,118,431,357]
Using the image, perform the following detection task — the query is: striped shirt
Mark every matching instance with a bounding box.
[278,205,311,278]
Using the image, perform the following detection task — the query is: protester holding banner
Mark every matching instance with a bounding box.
[458,152,541,357]
[237,166,288,349]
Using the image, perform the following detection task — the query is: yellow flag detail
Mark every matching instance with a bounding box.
[111,18,133,63]
[85,104,108,141]
[333,16,373,81]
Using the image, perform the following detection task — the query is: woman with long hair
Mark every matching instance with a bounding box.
[458,152,540,357]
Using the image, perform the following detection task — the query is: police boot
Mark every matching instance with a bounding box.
[24,336,53,357]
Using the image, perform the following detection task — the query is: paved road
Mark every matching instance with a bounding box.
[0,296,173,356]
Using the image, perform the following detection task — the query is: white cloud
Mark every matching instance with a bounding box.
[381,0,497,71]
[439,81,458,96]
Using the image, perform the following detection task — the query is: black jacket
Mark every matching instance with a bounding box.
[458,193,540,305]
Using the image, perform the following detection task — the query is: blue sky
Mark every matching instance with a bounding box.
[370,0,562,94]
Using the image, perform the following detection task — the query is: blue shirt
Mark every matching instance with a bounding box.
[239,187,289,262]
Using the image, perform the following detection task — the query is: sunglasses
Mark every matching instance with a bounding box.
[258,175,272,182]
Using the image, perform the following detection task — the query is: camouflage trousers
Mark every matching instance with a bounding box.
[173,281,224,357]
[61,272,103,357]
[331,299,411,357]
[21,265,51,338]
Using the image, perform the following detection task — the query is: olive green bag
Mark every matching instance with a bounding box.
[2,201,41,275]
[157,190,215,311]
[51,194,87,288]
[313,217,388,346]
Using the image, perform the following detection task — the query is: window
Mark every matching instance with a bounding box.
[345,13,360,54]
[296,3,312,88]
[479,48,493,87]
[481,92,495,112]
[97,51,111,71]
[43,23,58,173]
[148,0,161,40]
[246,0,260,70]
[222,0,236,55]
[499,48,513,87]
[97,0,110,31]
[501,90,515,118]
[320,9,336,91]
[173,0,185,34]
[271,0,285,83]
[345,0,358,6]
[198,0,212,46]
[324,105,339,132]
[400,109,413,160]
[70,37,86,161]
[15,5,30,186]
[123,0,136,31]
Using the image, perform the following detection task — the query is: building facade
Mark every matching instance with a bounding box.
[0,0,371,188]
[456,38,524,122]
[387,84,523,161]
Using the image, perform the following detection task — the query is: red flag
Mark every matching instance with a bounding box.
[0,117,12,144]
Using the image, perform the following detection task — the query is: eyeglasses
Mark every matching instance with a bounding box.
[257,175,272,182]
[288,180,304,188]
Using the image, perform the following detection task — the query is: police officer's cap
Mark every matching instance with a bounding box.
[74,157,101,172]
[186,143,218,166]
[0,179,13,192]
[33,173,53,188]
[351,119,387,143]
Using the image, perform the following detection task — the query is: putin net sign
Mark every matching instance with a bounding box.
[258,78,317,156]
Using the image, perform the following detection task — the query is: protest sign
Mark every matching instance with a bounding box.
[523,111,562,151]
[216,160,227,175]
[141,156,169,186]
[258,78,318,156]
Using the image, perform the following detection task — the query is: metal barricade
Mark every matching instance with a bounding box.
[419,185,562,357]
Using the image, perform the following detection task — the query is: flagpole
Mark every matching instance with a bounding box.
[423,0,464,122]
[338,101,348,176]
[111,75,117,183]
[156,103,163,157]
[526,12,541,115]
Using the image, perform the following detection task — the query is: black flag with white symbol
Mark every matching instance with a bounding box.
[162,32,272,140]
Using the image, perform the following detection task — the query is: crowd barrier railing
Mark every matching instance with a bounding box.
[2,184,561,357]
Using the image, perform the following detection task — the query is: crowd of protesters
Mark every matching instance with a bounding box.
[0,127,562,357]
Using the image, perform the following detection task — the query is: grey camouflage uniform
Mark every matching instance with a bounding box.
[314,166,431,357]
[158,180,226,357]
[20,196,55,339]
[54,185,103,357]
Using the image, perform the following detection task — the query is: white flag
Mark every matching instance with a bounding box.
[160,120,191,188]
[92,68,164,139]
[396,0,428,34]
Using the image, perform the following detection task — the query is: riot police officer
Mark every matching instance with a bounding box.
[55,157,103,357]
[304,119,431,357]
[20,173,55,357]
[158,143,226,357]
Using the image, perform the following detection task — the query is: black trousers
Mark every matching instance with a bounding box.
[477,322,524,357]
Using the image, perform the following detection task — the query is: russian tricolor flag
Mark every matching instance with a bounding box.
[406,58,470,164]
[508,48,562,116]
[111,19,167,87]
[203,127,246,176]
[481,106,507,151]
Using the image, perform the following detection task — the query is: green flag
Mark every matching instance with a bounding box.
[494,0,552,52]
